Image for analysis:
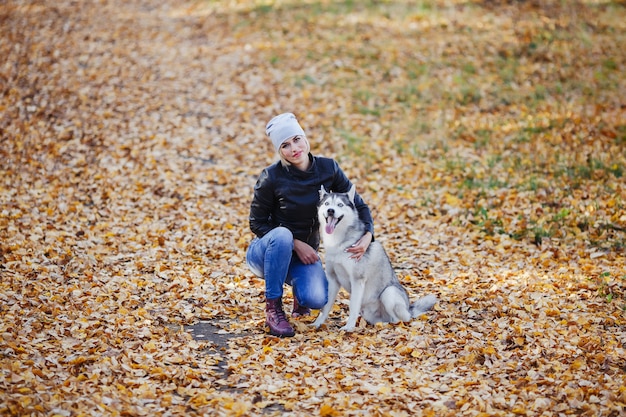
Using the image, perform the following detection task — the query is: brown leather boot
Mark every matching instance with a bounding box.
[265,297,295,337]
[292,297,311,318]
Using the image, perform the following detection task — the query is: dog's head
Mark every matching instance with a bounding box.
[318,185,357,235]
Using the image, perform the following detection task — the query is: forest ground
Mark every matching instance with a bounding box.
[1,0,625,416]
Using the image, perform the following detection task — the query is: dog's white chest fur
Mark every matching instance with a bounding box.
[324,247,358,292]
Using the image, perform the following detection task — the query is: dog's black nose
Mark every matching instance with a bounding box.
[327,208,334,216]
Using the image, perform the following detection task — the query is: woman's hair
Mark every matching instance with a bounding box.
[279,135,310,167]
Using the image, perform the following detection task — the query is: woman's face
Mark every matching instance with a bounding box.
[280,135,310,169]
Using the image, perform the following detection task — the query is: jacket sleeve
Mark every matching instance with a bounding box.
[249,169,276,238]
[331,161,375,239]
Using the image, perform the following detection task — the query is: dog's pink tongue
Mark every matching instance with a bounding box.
[325,217,338,234]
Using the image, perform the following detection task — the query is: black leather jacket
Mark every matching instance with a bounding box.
[249,154,374,250]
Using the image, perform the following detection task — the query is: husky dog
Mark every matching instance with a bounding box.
[312,185,437,332]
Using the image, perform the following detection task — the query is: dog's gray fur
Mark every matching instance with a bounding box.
[312,185,437,332]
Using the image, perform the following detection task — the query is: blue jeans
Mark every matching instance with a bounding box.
[246,227,328,309]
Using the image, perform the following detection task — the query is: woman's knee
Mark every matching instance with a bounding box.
[294,275,328,309]
[269,227,294,250]
[301,292,327,310]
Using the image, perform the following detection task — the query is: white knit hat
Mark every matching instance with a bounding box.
[266,113,306,151]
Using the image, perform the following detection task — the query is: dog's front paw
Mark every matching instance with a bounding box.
[311,319,324,329]
[339,325,356,332]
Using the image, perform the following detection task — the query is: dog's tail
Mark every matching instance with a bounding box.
[410,294,437,318]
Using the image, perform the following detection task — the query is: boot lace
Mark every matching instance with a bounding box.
[274,307,288,322]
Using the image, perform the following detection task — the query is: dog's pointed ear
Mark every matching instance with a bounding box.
[348,184,356,203]
[319,185,328,200]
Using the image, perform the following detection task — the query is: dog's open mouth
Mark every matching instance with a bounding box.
[324,215,343,234]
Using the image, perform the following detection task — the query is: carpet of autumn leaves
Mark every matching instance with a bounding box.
[1,0,625,415]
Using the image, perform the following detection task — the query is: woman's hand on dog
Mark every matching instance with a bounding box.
[345,232,372,262]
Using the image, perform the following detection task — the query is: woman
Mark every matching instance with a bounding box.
[246,113,374,337]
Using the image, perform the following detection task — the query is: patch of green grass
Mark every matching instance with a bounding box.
[461,177,478,189]
[354,89,373,102]
[462,62,477,75]
[526,175,540,191]
[513,131,532,144]
[351,89,383,116]
[474,129,491,149]
[338,129,368,158]
[532,226,553,246]
[533,84,548,101]
[594,68,618,90]
[471,206,505,236]
[504,220,554,244]
[559,158,625,182]
[515,123,556,144]
[602,58,618,71]
[461,175,508,191]
[497,56,519,85]
[449,124,468,141]
[552,208,571,223]
[301,0,356,15]
[442,155,465,174]
[394,84,422,104]
[446,73,482,106]
[458,83,482,106]
[252,4,274,14]
[294,74,317,87]
[357,105,381,116]
[592,271,624,303]
[406,63,428,80]
[415,0,436,12]
[487,154,502,169]
[608,163,624,178]
[393,139,408,155]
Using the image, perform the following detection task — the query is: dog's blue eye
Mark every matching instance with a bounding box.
[338,203,344,207]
